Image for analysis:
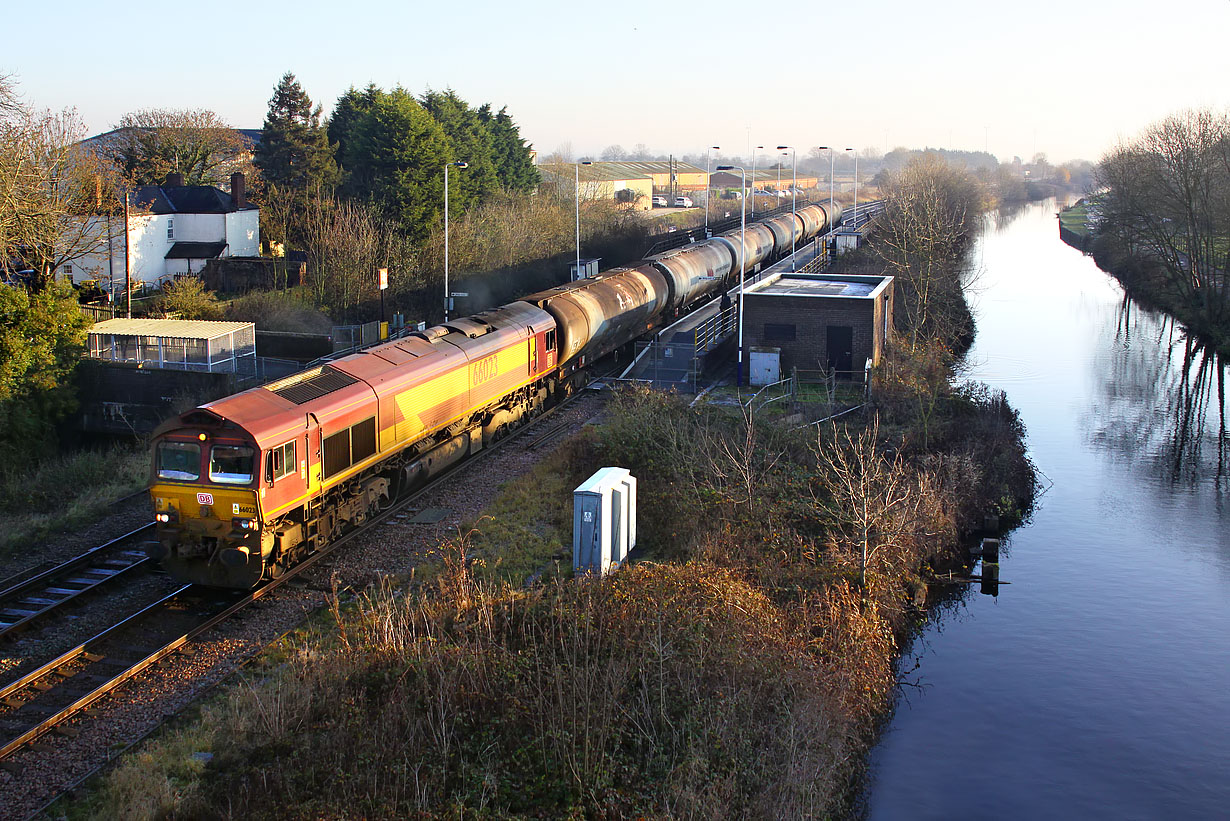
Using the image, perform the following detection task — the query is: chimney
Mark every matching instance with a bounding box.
[166,172,185,187]
[231,172,246,208]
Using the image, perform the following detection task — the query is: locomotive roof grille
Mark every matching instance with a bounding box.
[266,366,360,405]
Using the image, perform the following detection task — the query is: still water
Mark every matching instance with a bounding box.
[863,199,1230,819]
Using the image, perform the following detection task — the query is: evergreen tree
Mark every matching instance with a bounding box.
[255,72,338,196]
[479,104,539,192]
[0,280,90,463]
[328,83,381,183]
[420,89,498,209]
[339,87,452,243]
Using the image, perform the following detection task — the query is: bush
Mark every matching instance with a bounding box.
[224,288,332,334]
[154,277,222,320]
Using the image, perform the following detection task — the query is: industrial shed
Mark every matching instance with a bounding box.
[537,163,654,209]
[740,273,893,383]
[87,318,256,374]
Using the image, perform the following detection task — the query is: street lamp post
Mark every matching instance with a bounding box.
[777,145,796,268]
[705,145,720,234]
[444,161,467,322]
[818,146,836,227]
[717,165,747,387]
[575,160,592,279]
[845,148,856,227]
[750,146,758,218]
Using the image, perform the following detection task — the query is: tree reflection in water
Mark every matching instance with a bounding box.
[1087,293,1227,487]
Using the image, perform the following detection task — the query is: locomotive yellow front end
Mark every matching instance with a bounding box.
[149,429,272,589]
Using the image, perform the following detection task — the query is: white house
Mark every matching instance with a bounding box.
[69,173,259,289]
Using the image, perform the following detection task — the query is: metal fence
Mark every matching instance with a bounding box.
[693,304,738,353]
[633,339,700,392]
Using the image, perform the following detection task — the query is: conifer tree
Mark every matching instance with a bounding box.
[479,104,539,192]
[256,73,338,197]
[335,86,452,243]
[420,89,497,209]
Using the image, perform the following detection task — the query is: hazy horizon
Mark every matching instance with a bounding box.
[7,0,1228,167]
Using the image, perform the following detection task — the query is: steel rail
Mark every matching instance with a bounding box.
[0,524,156,639]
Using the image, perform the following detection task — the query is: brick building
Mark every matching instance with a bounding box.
[740,273,893,383]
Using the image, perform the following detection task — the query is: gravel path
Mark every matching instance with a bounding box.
[0,394,607,821]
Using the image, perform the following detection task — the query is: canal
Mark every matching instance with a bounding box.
[863,198,1230,818]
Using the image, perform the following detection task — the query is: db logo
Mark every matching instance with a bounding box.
[197,492,214,505]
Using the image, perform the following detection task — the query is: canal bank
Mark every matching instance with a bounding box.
[863,198,1230,818]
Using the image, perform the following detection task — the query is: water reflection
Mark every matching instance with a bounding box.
[1088,293,1228,486]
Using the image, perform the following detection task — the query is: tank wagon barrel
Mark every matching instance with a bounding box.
[647,242,735,312]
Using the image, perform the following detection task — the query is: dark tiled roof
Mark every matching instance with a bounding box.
[131,184,256,214]
[165,241,227,259]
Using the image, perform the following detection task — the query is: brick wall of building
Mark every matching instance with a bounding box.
[742,285,893,374]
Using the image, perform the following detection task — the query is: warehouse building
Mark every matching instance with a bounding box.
[740,273,894,384]
[537,163,654,209]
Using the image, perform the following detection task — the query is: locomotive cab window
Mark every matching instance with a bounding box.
[157,441,200,481]
[265,441,296,483]
[546,329,557,352]
[209,445,255,485]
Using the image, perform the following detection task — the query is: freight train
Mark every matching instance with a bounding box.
[147,201,844,588]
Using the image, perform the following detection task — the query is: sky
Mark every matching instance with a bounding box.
[6,0,1230,167]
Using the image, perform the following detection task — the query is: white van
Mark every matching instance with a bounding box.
[674,196,693,208]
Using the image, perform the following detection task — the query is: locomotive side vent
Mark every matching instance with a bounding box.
[267,366,360,405]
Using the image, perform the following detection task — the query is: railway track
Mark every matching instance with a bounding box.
[0,524,156,640]
[0,389,603,773]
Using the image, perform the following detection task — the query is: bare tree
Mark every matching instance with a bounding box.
[101,108,255,188]
[1097,109,1230,327]
[0,80,115,283]
[301,196,416,322]
[812,421,930,587]
[876,156,977,350]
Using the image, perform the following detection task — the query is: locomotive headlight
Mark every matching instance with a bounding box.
[232,517,259,532]
[156,513,170,523]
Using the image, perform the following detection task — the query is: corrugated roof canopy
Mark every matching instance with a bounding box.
[90,318,254,340]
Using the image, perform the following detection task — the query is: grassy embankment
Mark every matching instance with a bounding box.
[62,157,1035,819]
[0,444,147,562]
[1058,200,1092,238]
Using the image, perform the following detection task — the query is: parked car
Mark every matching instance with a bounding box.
[652,196,668,207]
[674,196,693,207]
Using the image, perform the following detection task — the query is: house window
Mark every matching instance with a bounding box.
[763,323,797,342]
[63,264,73,274]
[167,219,175,241]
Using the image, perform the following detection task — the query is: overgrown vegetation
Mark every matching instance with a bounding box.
[0,443,147,559]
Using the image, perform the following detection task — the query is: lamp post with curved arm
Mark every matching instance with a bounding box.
[705,145,720,234]
[818,145,835,226]
[718,164,747,387]
[444,160,467,322]
[575,160,592,278]
[845,147,857,227]
[750,144,763,218]
[777,145,796,268]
